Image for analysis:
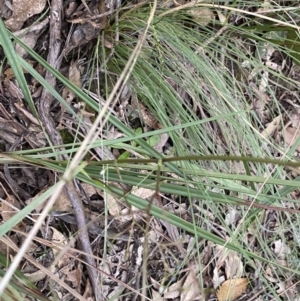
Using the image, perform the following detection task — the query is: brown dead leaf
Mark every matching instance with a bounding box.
[134,102,161,129]
[4,68,17,81]
[150,276,161,290]
[62,60,82,104]
[4,80,23,99]
[131,187,154,199]
[24,269,46,282]
[160,216,180,242]
[279,279,296,300]
[249,81,270,121]
[224,251,243,279]
[288,109,300,128]
[59,60,82,128]
[0,231,17,257]
[216,278,249,301]
[216,9,226,24]
[53,188,72,212]
[153,132,169,152]
[0,195,20,221]
[106,193,121,216]
[225,208,240,226]
[15,32,41,58]
[180,266,202,301]
[51,226,66,245]
[283,127,300,152]
[273,239,291,260]
[104,39,114,48]
[261,115,281,139]
[189,8,214,26]
[80,182,102,197]
[65,269,80,286]
[151,289,165,301]
[25,188,47,212]
[213,266,225,291]
[163,277,184,299]
[5,0,46,31]
[49,227,77,274]
[83,279,93,299]
[0,0,12,19]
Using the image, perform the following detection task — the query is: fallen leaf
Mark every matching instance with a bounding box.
[132,187,154,199]
[225,251,243,279]
[0,195,20,221]
[62,60,82,104]
[151,289,165,301]
[53,188,72,212]
[5,0,46,31]
[163,277,184,299]
[50,227,77,271]
[225,208,240,226]
[59,60,82,128]
[80,182,102,197]
[289,108,300,128]
[24,269,46,282]
[273,239,291,260]
[65,269,80,285]
[153,133,169,152]
[105,193,121,216]
[283,127,300,152]
[180,266,202,301]
[15,31,43,58]
[133,102,161,129]
[213,266,225,290]
[216,278,248,301]
[189,8,214,26]
[261,115,281,138]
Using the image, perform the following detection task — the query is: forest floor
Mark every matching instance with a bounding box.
[1,0,300,301]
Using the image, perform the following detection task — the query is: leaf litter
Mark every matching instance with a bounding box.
[0,0,300,300]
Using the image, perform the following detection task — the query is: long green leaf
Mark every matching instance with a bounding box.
[0,19,37,119]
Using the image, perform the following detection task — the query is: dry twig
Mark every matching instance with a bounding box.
[36,0,101,298]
